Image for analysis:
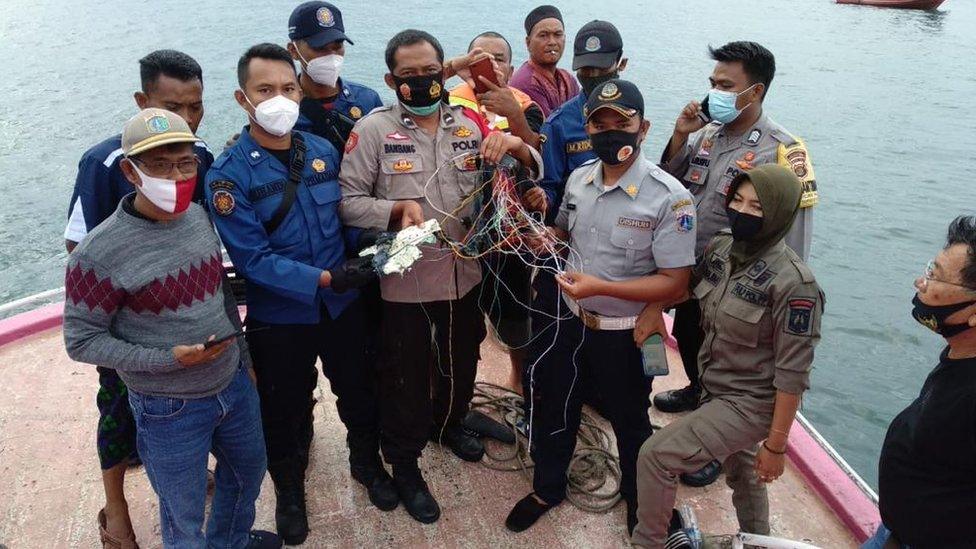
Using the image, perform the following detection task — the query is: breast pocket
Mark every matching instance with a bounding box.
[609,225,654,276]
[309,182,342,238]
[716,299,766,350]
[379,153,424,200]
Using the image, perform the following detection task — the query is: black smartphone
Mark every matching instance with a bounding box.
[203,326,269,348]
[697,95,712,123]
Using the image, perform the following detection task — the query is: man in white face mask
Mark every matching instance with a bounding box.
[286,1,383,156]
[208,42,389,545]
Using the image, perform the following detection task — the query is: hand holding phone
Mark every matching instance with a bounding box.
[470,56,500,95]
[641,334,669,377]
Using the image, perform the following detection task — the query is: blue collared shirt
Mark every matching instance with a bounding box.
[539,92,596,223]
[205,127,355,324]
[295,78,383,151]
[64,134,214,242]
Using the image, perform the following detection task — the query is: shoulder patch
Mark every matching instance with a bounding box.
[212,189,236,216]
[785,296,818,336]
[345,131,359,154]
[777,139,819,208]
[209,179,234,192]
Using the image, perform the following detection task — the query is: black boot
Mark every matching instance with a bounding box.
[430,425,485,462]
[679,459,722,487]
[268,459,309,545]
[392,463,440,524]
[350,449,399,511]
[505,493,554,532]
[652,385,701,413]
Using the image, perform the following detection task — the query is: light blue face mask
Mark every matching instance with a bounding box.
[402,102,441,117]
[707,83,757,124]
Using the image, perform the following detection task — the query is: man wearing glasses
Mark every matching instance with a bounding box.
[866,215,976,548]
[60,49,214,548]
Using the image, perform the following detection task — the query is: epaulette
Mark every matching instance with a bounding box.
[790,257,817,284]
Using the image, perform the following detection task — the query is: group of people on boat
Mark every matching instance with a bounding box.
[57,2,974,549]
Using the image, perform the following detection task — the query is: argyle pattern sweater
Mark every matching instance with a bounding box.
[63,198,242,398]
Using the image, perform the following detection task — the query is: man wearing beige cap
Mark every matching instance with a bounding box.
[63,109,281,548]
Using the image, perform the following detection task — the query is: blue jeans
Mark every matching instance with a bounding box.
[862,523,911,549]
[129,367,266,549]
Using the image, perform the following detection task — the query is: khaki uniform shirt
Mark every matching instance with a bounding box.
[694,233,824,412]
[339,102,538,303]
[662,112,819,261]
[554,154,697,317]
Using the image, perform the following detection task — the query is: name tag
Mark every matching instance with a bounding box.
[618,217,652,230]
[566,139,592,154]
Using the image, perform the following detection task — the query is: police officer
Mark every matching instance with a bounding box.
[61,49,213,547]
[538,20,626,222]
[505,80,696,536]
[286,1,383,157]
[653,42,819,487]
[205,43,389,545]
[339,29,541,524]
[632,164,823,548]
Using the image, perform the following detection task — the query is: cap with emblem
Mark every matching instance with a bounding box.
[572,20,623,70]
[288,1,352,48]
[121,108,199,156]
[584,78,644,121]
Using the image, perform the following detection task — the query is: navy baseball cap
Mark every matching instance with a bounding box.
[572,20,622,70]
[584,79,644,120]
[288,1,353,48]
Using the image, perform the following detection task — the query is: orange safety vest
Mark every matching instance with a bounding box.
[448,83,535,133]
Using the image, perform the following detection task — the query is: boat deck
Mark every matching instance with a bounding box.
[0,326,857,548]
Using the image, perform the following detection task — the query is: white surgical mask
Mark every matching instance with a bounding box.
[243,93,300,137]
[294,45,344,87]
[132,164,196,214]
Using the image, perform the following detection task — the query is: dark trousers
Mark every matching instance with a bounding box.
[246,299,379,468]
[525,310,653,506]
[377,288,487,465]
[672,298,704,389]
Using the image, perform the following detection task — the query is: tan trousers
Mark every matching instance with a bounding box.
[632,398,772,548]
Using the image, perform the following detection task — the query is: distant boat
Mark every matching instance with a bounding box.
[836,0,946,9]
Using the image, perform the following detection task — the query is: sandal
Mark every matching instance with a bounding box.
[98,509,140,549]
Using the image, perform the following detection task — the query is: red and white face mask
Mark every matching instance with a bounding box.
[132,164,196,214]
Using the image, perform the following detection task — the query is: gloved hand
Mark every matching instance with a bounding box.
[330,255,377,294]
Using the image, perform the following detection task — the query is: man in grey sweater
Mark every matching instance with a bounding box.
[63,108,280,549]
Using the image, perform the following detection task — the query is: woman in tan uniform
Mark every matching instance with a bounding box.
[630,164,824,548]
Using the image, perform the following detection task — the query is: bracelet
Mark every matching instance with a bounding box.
[763,441,786,455]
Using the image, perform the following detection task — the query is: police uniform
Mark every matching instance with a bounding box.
[659,112,819,404]
[295,78,383,157]
[63,134,213,474]
[339,101,540,466]
[205,127,380,484]
[527,151,697,511]
[633,233,824,547]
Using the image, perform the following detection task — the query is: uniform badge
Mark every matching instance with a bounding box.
[599,82,621,101]
[689,170,702,183]
[747,129,762,145]
[250,150,261,159]
[392,159,414,172]
[399,83,412,101]
[453,126,473,138]
[787,148,809,178]
[617,145,634,163]
[461,155,479,171]
[676,211,695,233]
[145,115,170,134]
[316,7,335,27]
[699,139,713,157]
[212,190,235,216]
[386,131,410,141]
[671,198,693,211]
[349,106,362,119]
[566,139,592,154]
[786,298,816,336]
[735,159,754,170]
[428,81,442,99]
[747,259,768,279]
[585,36,601,52]
[625,184,638,197]
[743,151,756,162]
[311,158,326,173]
[344,131,359,154]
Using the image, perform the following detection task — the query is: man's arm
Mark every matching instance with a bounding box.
[558,267,691,304]
[537,121,565,221]
[63,153,112,251]
[661,100,707,177]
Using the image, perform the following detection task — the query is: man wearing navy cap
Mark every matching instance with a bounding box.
[507,79,695,536]
[287,1,383,157]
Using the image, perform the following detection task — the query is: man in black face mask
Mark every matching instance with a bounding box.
[867,215,976,549]
[508,79,695,536]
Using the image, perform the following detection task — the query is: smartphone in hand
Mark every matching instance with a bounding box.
[697,95,712,123]
[641,334,669,377]
[470,56,500,94]
[203,326,269,349]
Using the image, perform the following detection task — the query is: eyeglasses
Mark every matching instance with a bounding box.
[919,260,976,293]
[131,155,199,176]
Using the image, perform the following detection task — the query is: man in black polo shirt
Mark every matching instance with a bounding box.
[868,215,976,549]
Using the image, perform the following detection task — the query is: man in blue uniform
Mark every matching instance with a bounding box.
[287,1,384,157]
[64,50,213,252]
[60,49,214,547]
[538,20,626,221]
[205,43,391,545]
